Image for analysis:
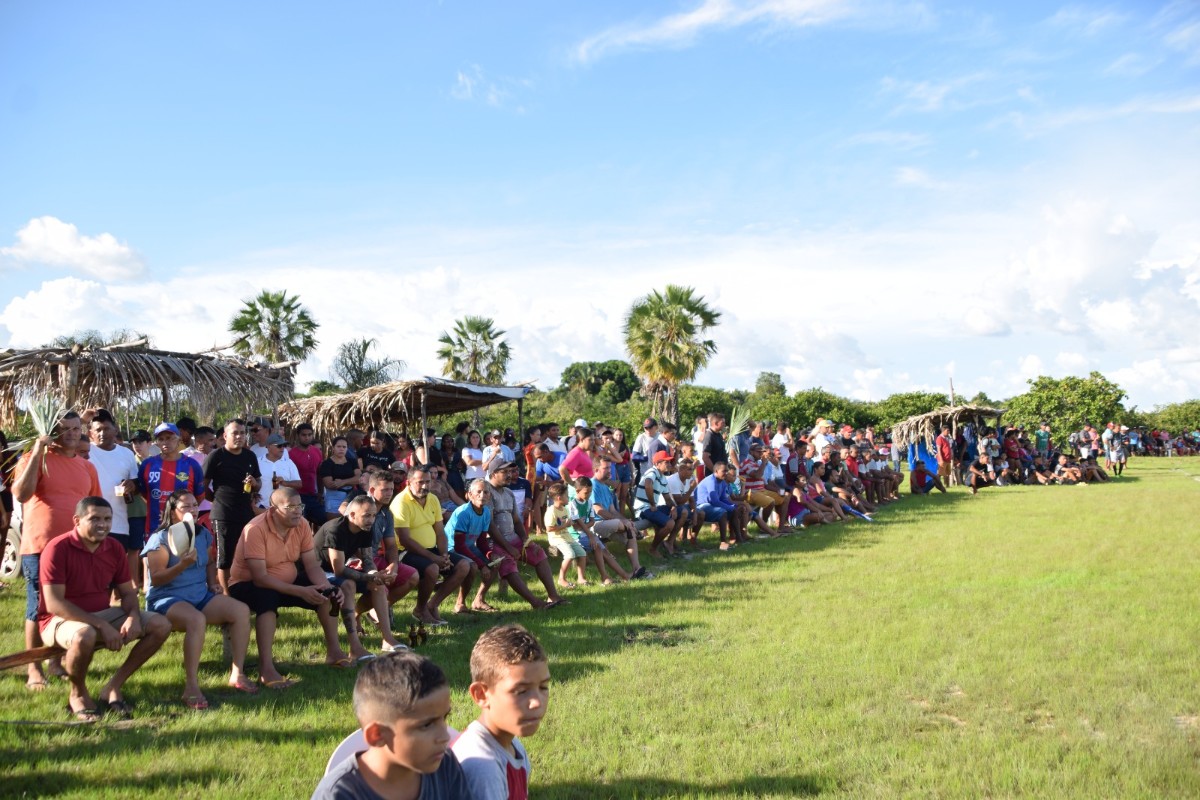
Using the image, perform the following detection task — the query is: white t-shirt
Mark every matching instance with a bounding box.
[665,473,695,499]
[88,444,139,535]
[542,437,567,455]
[462,448,485,480]
[451,720,530,800]
[257,455,300,508]
[770,433,791,463]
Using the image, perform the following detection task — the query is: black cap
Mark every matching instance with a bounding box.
[131,429,152,443]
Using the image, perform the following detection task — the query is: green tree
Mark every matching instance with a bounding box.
[1147,399,1200,433]
[46,329,151,348]
[559,360,640,401]
[866,391,950,429]
[302,380,344,397]
[754,371,786,398]
[1004,372,1128,446]
[331,337,404,391]
[229,290,319,363]
[436,316,511,385]
[623,285,721,426]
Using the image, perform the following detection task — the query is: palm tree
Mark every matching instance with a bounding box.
[436,316,511,384]
[623,285,721,425]
[331,337,405,391]
[229,290,319,364]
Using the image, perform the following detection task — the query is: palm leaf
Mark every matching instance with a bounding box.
[727,405,753,464]
[5,395,68,476]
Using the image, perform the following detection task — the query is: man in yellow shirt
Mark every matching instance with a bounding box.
[390,466,471,626]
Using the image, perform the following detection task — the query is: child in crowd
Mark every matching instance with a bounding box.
[569,478,630,585]
[452,624,550,800]
[543,484,587,588]
[311,651,471,799]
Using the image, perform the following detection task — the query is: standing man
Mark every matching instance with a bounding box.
[139,422,205,544]
[204,419,262,593]
[701,413,728,475]
[391,466,471,626]
[13,410,101,691]
[289,422,325,527]
[257,434,301,509]
[38,497,172,720]
[247,418,273,459]
[934,425,955,489]
[84,409,141,589]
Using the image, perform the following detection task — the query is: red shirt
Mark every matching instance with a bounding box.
[935,434,954,462]
[289,444,324,495]
[37,530,131,631]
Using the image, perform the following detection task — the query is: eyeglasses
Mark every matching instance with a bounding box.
[277,503,303,511]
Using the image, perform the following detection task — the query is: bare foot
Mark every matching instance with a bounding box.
[471,602,498,612]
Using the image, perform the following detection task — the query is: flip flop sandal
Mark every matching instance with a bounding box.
[258,676,299,690]
[103,699,134,720]
[183,695,210,711]
[427,618,449,627]
[66,704,102,723]
[328,656,355,669]
[355,653,377,664]
[227,676,259,694]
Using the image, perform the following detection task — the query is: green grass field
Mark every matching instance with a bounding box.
[2,459,1198,798]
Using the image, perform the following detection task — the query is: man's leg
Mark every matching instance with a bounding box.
[59,623,98,714]
[337,585,372,660]
[314,597,351,665]
[411,561,440,624]
[98,613,172,706]
[426,558,470,622]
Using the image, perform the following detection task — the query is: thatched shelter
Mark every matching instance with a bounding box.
[279,377,532,442]
[0,340,295,428]
[891,404,1006,453]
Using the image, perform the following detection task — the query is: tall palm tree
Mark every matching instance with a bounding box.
[229,290,319,364]
[623,285,721,425]
[437,316,511,427]
[331,337,405,391]
[436,316,511,385]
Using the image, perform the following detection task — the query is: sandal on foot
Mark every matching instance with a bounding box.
[102,699,134,720]
[355,653,377,664]
[258,676,299,690]
[66,703,102,723]
[26,678,50,691]
[183,695,210,711]
[228,676,259,694]
[471,603,498,613]
[327,656,355,669]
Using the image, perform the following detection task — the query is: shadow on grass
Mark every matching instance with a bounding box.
[1,767,227,796]
[539,772,834,798]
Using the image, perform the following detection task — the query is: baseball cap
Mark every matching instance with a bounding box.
[652,450,674,464]
[153,422,180,437]
[487,459,512,475]
[266,434,287,446]
[574,418,587,429]
[131,429,152,443]
[643,417,658,429]
[389,461,409,473]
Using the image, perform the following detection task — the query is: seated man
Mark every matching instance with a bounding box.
[589,461,652,578]
[739,443,789,535]
[315,494,403,656]
[909,461,946,495]
[1024,454,1054,485]
[694,461,739,550]
[483,462,566,608]
[666,458,704,549]
[38,497,172,721]
[633,451,681,558]
[966,453,997,495]
[356,471,420,637]
[391,466,472,626]
[228,488,353,688]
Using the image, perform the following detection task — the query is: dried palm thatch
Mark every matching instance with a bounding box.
[0,342,295,428]
[279,377,531,442]
[891,404,1005,451]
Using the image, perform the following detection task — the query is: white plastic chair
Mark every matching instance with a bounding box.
[324,726,460,775]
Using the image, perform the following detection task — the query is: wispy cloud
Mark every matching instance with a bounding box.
[573,0,858,64]
[1103,52,1162,77]
[879,72,988,112]
[1045,5,1127,36]
[0,216,144,280]
[843,130,930,150]
[894,166,951,189]
[450,65,530,110]
[996,92,1200,136]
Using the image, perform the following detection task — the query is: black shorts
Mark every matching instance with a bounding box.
[212,517,252,570]
[228,571,341,615]
[400,546,469,576]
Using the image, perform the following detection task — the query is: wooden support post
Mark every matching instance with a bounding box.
[517,397,525,449]
[419,389,428,462]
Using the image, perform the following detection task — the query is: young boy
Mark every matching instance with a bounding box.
[311,651,471,799]
[569,478,629,585]
[452,624,550,800]
[543,484,587,588]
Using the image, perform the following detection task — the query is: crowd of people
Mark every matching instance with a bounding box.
[0,406,1185,737]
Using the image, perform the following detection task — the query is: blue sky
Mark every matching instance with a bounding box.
[2,1,1198,410]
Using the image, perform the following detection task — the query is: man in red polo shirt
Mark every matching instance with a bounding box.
[38,497,172,721]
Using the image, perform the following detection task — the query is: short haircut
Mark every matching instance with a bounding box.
[353,651,448,726]
[296,422,314,434]
[468,478,490,494]
[346,494,378,514]
[84,407,115,426]
[176,416,197,433]
[708,413,725,424]
[547,483,567,500]
[195,426,216,437]
[225,418,247,430]
[661,423,677,434]
[75,496,112,517]
[408,465,429,479]
[368,470,394,486]
[536,443,550,453]
[469,624,547,686]
[575,426,592,440]
[573,476,592,491]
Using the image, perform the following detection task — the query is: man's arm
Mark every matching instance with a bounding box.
[12,441,49,504]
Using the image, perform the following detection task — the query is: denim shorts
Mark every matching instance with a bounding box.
[613,463,633,483]
[22,554,41,621]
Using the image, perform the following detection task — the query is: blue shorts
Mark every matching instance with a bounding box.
[147,589,218,615]
[788,509,810,526]
[638,505,674,528]
[696,503,729,522]
[613,463,633,483]
[324,490,348,514]
[577,534,606,554]
[22,554,41,621]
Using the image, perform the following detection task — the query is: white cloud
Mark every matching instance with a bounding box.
[843,130,930,150]
[998,92,1200,136]
[894,166,951,189]
[1045,5,1127,36]
[1103,52,1162,77]
[449,65,526,110]
[1055,351,1089,371]
[573,0,858,63]
[879,73,987,113]
[1,216,144,280]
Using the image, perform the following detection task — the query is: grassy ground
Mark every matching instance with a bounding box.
[1,459,1198,798]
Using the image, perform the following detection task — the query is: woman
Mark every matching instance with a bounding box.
[461,430,485,481]
[141,490,256,707]
[609,428,634,517]
[358,430,393,474]
[319,436,361,520]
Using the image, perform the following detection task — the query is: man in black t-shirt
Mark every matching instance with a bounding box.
[314,495,384,659]
[701,413,728,473]
[966,453,995,495]
[204,418,262,592]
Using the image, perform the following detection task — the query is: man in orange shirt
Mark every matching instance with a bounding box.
[12,410,101,691]
[227,487,353,689]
